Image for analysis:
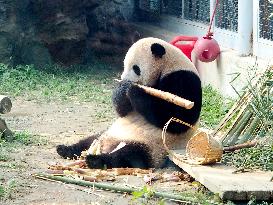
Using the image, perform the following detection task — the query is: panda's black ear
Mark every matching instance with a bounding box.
[151,43,166,58]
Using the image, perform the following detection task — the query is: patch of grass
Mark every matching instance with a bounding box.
[131,184,226,205]
[0,153,9,162]
[0,131,47,156]
[13,131,33,145]
[0,63,117,104]
[221,144,273,171]
[201,85,234,128]
[0,185,4,198]
[0,179,16,200]
[1,131,45,146]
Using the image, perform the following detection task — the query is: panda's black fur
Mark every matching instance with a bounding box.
[57,37,202,169]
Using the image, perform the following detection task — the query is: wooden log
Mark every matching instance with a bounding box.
[0,118,13,140]
[0,95,12,114]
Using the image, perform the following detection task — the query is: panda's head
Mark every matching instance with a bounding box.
[121,37,198,86]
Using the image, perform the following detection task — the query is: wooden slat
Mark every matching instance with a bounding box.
[170,149,273,201]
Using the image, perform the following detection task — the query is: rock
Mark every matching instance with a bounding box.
[0,0,140,67]
[20,41,53,67]
[0,32,14,64]
[86,1,140,65]
[0,118,13,141]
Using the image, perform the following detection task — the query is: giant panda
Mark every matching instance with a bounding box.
[57,37,202,169]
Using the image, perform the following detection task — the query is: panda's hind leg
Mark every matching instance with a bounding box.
[86,142,153,169]
[56,133,101,159]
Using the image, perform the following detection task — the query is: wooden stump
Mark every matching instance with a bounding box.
[0,118,13,141]
[0,95,12,114]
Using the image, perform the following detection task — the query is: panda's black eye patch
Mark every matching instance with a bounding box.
[133,65,141,76]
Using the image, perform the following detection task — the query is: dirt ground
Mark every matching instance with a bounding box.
[0,99,193,205]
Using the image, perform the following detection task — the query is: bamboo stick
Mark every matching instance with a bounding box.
[221,105,250,146]
[236,116,260,144]
[34,173,200,203]
[225,110,251,145]
[212,92,250,137]
[227,111,253,146]
[137,84,194,109]
[114,80,194,109]
[223,140,258,152]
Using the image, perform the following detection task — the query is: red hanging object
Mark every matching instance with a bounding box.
[193,0,220,62]
[193,34,220,62]
[170,36,198,61]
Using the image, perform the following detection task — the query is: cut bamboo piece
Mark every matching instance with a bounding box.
[0,95,12,114]
[114,79,194,109]
[137,84,194,109]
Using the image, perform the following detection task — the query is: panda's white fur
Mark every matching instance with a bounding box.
[57,37,202,168]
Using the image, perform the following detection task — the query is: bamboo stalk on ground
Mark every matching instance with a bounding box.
[34,173,200,203]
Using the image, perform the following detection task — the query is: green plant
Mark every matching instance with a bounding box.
[0,153,9,162]
[201,85,234,128]
[0,131,43,145]
[222,144,273,171]
[13,131,33,145]
[132,185,155,201]
[0,63,116,120]
[247,195,273,205]
[0,185,4,198]
[220,66,273,171]
[0,180,16,200]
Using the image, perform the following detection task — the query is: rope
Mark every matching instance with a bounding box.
[206,0,220,38]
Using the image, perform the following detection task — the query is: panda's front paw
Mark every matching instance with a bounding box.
[119,80,134,94]
[112,80,134,117]
[86,154,113,169]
